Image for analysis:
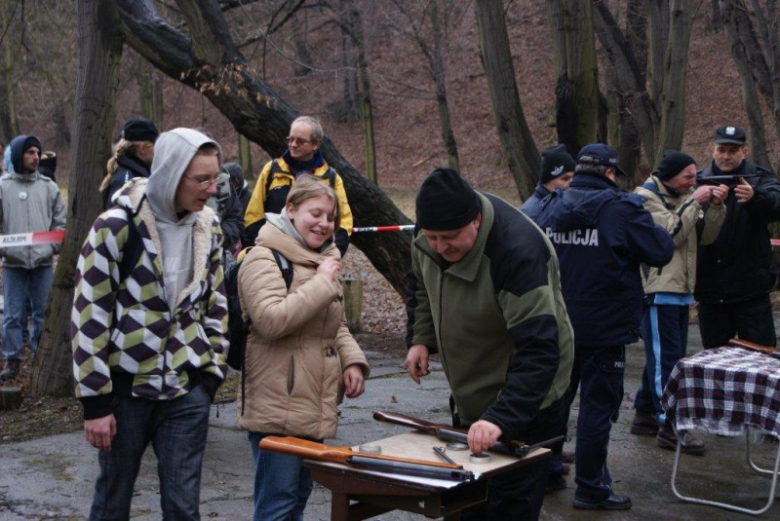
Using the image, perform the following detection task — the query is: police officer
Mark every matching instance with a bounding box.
[520,144,576,221]
[695,125,780,348]
[534,144,674,511]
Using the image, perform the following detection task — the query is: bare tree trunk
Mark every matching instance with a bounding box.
[0,1,20,143]
[31,0,124,396]
[52,101,71,149]
[239,134,253,180]
[720,0,771,168]
[548,0,599,153]
[351,2,377,184]
[429,0,459,171]
[292,31,312,77]
[646,0,671,106]
[339,26,360,122]
[117,0,411,294]
[593,1,693,171]
[655,0,692,166]
[474,0,537,199]
[592,1,657,163]
[139,59,164,124]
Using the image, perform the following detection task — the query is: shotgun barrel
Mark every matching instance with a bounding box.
[696,174,758,186]
[259,436,475,482]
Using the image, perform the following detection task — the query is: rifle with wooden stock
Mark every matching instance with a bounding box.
[373,411,562,458]
[259,436,475,482]
[727,338,780,360]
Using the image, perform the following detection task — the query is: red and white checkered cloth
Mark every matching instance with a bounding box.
[662,347,780,438]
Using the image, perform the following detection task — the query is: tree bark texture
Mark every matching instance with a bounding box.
[0,1,20,143]
[116,0,411,294]
[239,134,253,180]
[474,0,537,199]
[548,0,599,153]
[139,60,164,125]
[430,0,460,172]
[720,0,771,168]
[350,3,378,185]
[647,0,671,106]
[592,1,657,164]
[31,0,125,396]
[655,0,692,166]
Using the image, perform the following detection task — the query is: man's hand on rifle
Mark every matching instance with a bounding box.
[734,176,754,203]
[468,420,502,455]
[710,184,729,205]
[84,414,117,452]
[405,344,430,384]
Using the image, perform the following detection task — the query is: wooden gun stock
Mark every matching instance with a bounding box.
[373,410,526,457]
[260,435,460,469]
[727,338,780,359]
[259,436,475,482]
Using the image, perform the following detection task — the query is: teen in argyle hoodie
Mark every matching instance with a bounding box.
[71,128,228,520]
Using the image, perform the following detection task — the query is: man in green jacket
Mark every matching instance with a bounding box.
[405,168,574,520]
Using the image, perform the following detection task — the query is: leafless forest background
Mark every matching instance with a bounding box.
[0,0,768,193]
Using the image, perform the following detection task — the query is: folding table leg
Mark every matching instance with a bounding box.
[671,431,780,516]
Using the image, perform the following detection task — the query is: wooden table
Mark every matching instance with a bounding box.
[304,431,550,521]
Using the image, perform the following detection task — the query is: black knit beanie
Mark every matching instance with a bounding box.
[656,151,696,182]
[540,145,576,184]
[416,168,481,231]
[121,117,159,143]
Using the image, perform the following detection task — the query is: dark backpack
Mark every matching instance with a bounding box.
[225,247,292,371]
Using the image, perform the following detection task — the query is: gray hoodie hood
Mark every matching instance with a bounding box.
[147,128,222,222]
[145,128,222,310]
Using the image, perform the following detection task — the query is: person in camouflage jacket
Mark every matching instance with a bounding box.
[71,128,228,521]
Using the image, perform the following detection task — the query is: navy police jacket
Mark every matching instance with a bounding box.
[534,173,674,347]
[519,184,551,221]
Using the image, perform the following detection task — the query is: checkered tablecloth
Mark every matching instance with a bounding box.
[662,347,780,438]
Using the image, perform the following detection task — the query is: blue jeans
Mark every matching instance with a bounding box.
[249,432,314,521]
[2,265,52,360]
[89,385,211,521]
[571,345,625,502]
[635,304,689,421]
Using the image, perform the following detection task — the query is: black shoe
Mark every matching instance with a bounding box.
[630,411,661,435]
[573,493,632,510]
[657,423,705,455]
[546,474,567,494]
[0,359,20,382]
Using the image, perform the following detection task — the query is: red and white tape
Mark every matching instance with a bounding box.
[351,225,415,233]
[0,230,65,248]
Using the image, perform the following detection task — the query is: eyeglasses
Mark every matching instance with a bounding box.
[285,136,315,146]
[184,176,219,189]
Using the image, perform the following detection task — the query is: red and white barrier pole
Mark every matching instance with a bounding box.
[351,225,415,233]
[0,230,65,248]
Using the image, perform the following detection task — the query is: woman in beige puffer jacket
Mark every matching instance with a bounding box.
[236,175,369,521]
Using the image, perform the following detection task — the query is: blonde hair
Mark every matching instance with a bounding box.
[286,174,340,229]
[99,138,154,192]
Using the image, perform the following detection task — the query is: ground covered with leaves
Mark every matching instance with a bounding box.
[0,330,405,445]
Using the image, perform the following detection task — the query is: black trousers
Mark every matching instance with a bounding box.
[461,397,566,521]
[698,295,777,348]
